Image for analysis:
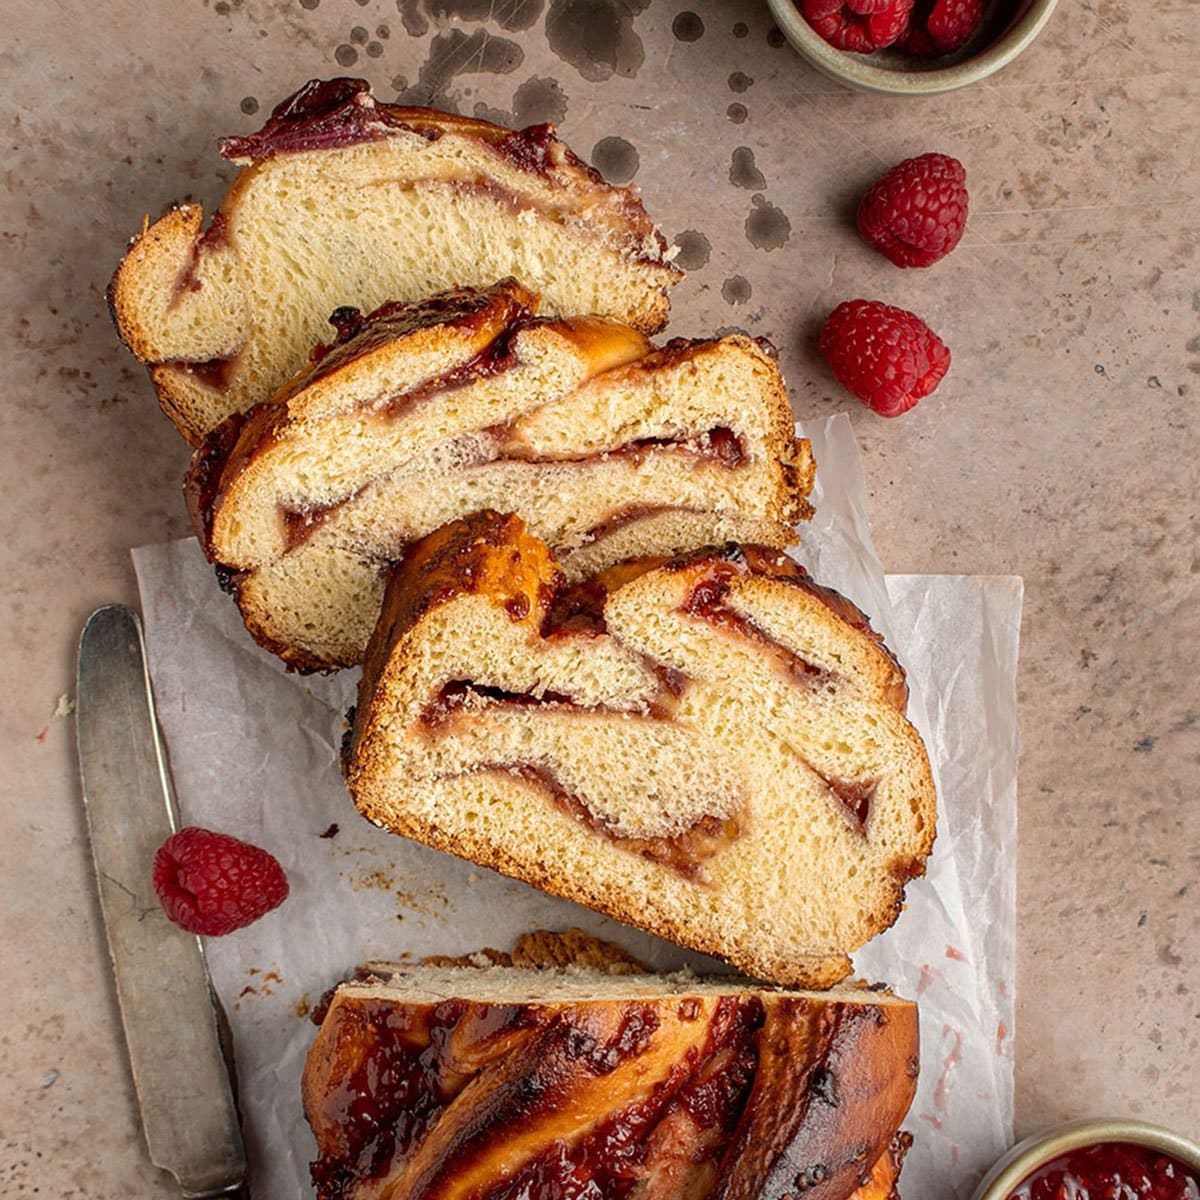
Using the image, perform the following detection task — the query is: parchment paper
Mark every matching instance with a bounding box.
[132,414,1021,1200]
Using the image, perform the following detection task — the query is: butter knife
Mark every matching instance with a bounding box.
[76,605,247,1198]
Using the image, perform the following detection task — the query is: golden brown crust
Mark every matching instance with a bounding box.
[418,928,645,973]
[302,964,918,1200]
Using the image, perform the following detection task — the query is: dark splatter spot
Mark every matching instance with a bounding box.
[427,0,545,31]
[474,101,516,125]
[335,43,359,66]
[319,823,340,839]
[673,230,710,270]
[214,0,230,13]
[1147,375,1161,388]
[299,0,319,7]
[240,96,260,115]
[545,0,651,83]
[767,25,787,46]
[397,0,429,37]
[397,29,525,108]
[732,21,748,36]
[746,194,790,250]
[513,76,569,125]
[1094,363,1108,378]
[591,135,639,184]
[377,23,390,37]
[727,102,748,124]
[722,275,752,305]
[729,71,753,92]
[730,146,766,190]
[367,40,384,56]
[1133,736,1157,753]
[672,11,704,41]
[391,73,409,92]
[355,0,370,6]
[350,25,369,44]
[1138,912,1148,927]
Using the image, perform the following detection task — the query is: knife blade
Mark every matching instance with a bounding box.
[76,604,247,1198]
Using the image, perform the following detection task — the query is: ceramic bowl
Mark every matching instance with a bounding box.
[972,1119,1200,1200]
[766,0,1060,95]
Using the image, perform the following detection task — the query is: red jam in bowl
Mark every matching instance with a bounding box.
[1010,1142,1200,1200]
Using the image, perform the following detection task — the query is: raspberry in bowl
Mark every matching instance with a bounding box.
[767,0,1059,94]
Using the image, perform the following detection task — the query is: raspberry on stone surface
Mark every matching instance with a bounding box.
[818,299,951,417]
[152,825,290,936]
[857,152,968,268]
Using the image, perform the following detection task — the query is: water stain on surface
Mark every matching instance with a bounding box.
[746,193,790,250]
[396,0,428,36]
[730,146,765,190]
[546,0,651,82]
[591,135,639,184]
[473,75,569,129]
[728,71,754,92]
[727,102,748,124]
[335,43,359,66]
[427,0,545,31]
[240,96,259,115]
[722,275,752,305]
[673,229,710,270]
[732,21,749,37]
[397,29,525,108]
[672,11,704,41]
[513,75,569,125]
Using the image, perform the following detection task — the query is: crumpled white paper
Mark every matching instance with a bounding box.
[132,414,1021,1200]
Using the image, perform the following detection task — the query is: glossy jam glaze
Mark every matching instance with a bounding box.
[1009,1143,1200,1200]
[311,996,761,1200]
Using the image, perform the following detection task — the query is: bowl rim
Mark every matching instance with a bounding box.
[971,1119,1200,1200]
[766,0,1060,95]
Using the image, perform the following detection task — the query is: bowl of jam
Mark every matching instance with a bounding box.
[974,1121,1200,1200]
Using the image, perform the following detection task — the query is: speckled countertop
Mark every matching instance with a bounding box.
[2,0,1197,1194]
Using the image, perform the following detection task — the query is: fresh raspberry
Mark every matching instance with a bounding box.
[802,0,914,52]
[901,0,984,54]
[818,299,950,417]
[857,152,968,268]
[152,826,289,936]
[926,0,984,51]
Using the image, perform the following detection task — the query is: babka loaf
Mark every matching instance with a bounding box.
[345,513,936,987]
[109,77,682,444]
[187,279,814,671]
[303,931,918,1200]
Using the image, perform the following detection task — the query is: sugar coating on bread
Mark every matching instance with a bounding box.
[188,280,815,671]
[346,513,936,988]
[109,78,682,444]
[303,930,917,1200]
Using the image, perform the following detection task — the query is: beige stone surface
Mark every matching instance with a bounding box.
[1,0,1196,1194]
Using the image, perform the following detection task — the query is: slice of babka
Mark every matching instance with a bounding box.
[345,513,937,987]
[187,280,814,671]
[304,930,918,1200]
[108,77,682,444]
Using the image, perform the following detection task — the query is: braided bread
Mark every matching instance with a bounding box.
[345,513,936,986]
[187,279,814,671]
[303,935,918,1200]
[108,78,681,445]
